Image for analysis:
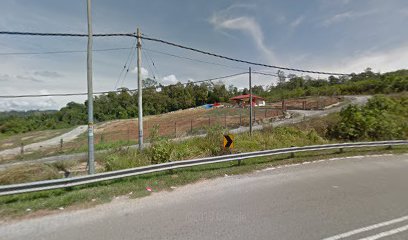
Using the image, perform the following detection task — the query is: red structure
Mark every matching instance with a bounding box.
[230,94,266,107]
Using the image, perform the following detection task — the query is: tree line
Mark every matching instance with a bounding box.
[0,68,407,135]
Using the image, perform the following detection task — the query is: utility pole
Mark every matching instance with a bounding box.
[137,28,144,150]
[249,67,253,135]
[86,0,95,174]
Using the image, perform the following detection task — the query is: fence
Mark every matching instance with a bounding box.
[269,96,342,110]
[94,107,283,143]
[10,107,283,161]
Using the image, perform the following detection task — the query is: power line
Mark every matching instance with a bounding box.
[252,71,279,78]
[0,31,350,76]
[120,43,137,88]
[0,90,126,99]
[142,49,157,80]
[141,39,160,77]
[142,47,246,71]
[0,47,133,56]
[114,39,137,90]
[175,72,247,86]
[142,47,293,78]
[140,36,349,76]
[0,72,247,99]
[0,31,134,37]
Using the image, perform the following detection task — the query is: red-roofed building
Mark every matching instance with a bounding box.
[230,94,266,107]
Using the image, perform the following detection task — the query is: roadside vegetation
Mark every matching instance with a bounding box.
[1,145,406,220]
[328,95,408,140]
[1,93,406,185]
[1,68,407,136]
[0,72,407,219]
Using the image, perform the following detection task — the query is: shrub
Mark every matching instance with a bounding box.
[328,95,408,141]
[148,139,174,164]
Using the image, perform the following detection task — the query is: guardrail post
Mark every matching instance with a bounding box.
[20,142,24,155]
[386,145,392,150]
[339,148,344,153]
[239,113,242,126]
[290,145,295,158]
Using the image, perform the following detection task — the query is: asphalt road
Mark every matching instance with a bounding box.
[1,153,408,240]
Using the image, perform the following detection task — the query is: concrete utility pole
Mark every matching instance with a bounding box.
[249,67,253,135]
[86,0,95,174]
[137,28,144,150]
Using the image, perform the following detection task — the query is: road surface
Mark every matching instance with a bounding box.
[0,125,87,158]
[1,153,408,240]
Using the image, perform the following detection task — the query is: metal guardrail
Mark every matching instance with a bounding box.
[1,140,407,196]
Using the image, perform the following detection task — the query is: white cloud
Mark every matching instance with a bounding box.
[290,16,304,28]
[210,13,277,63]
[161,74,179,85]
[33,71,63,78]
[319,44,408,74]
[132,67,149,79]
[322,10,376,26]
[0,98,59,111]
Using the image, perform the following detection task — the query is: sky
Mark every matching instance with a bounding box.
[0,0,407,111]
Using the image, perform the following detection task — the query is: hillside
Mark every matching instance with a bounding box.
[1,68,407,135]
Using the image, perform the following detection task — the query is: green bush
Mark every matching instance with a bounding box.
[328,95,408,141]
[148,139,174,164]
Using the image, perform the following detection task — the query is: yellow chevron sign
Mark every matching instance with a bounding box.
[223,134,234,149]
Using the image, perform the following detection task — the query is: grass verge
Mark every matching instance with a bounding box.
[1,145,407,221]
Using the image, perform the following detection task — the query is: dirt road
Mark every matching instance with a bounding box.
[0,125,87,158]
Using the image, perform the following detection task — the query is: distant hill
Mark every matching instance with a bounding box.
[0,110,58,119]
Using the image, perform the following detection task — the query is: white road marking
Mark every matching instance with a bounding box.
[357,224,408,240]
[259,153,405,174]
[322,215,408,240]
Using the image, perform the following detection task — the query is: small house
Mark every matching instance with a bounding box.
[230,94,265,107]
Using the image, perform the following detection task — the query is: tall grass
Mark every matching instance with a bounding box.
[98,126,327,172]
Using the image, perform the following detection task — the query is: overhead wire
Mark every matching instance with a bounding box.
[0,72,248,99]
[141,39,160,80]
[114,38,137,90]
[142,47,246,71]
[0,31,350,76]
[120,43,137,88]
[0,47,133,56]
[141,49,156,80]
[140,35,349,76]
